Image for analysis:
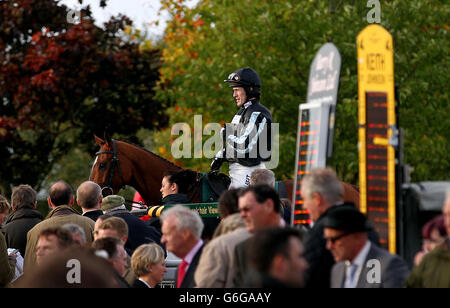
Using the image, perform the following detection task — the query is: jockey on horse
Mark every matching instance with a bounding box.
[210,67,273,189]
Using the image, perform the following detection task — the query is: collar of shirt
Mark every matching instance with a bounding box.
[82,209,100,215]
[243,101,253,109]
[279,217,286,228]
[183,239,204,270]
[344,241,371,287]
[138,278,152,288]
[351,240,371,268]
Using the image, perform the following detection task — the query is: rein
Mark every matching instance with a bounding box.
[93,139,126,196]
[186,173,203,203]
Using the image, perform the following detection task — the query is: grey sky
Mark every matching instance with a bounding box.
[59,0,197,39]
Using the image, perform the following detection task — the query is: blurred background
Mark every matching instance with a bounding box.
[0,0,448,217]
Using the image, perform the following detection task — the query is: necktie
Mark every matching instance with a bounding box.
[177,260,188,288]
[347,264,358,287]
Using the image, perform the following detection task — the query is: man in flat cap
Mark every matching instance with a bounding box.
[101,195,164,255]
[324,206,409,288]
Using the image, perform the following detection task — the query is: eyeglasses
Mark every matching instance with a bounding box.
[324,232,352,244]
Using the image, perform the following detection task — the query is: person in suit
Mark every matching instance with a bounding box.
[131,243,167,288]
[160,205,204,288]
[194,189,250,288]
[324,206,409,288]
[95,216,136,285]
[247,227,308,288]
[301,168,380,288]
[77,181,103,222]
[232,185,286,287]
[92,237,129,288]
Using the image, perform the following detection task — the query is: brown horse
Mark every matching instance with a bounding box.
[90,135,183,205]
[89,135,360,208]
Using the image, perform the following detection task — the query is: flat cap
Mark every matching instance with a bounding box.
[101,195,125,212]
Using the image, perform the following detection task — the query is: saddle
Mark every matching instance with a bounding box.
[202,172,231,202]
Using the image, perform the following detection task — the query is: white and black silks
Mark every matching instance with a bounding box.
[215,99,273,167]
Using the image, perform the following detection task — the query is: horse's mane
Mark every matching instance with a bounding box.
[118,139,183,170]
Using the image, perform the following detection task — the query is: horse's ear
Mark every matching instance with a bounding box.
[104,130,112,146]
[94,134,105,146]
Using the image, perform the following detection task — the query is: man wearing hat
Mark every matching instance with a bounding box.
[301,168,380,288]
[210,67,273,189]
[101,195,164,255]
[324,206,409,288]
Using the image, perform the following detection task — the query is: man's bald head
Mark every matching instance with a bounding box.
[77,181,102,210]
[48,181,74,207]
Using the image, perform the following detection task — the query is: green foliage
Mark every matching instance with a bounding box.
[155,0,449,183]
[0,0,166,196]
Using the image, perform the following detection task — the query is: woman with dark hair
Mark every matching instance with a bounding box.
[160,170,197,205]
[414,215,447,266]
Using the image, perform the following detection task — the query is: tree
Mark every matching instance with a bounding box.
[0,0,166,196]
[154,0,449,183]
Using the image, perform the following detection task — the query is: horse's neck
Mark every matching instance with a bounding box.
[123,143,182,205]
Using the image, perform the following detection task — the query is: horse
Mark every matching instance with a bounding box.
[89,135,359,209]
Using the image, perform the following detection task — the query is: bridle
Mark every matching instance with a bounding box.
[91,139,125,196]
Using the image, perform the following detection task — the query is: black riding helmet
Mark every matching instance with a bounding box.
[224,67,261,100]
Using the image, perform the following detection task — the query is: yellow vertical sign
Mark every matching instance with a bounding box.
[357,25,396,253]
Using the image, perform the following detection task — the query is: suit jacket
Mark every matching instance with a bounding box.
[176,244,204,288]
[232,237,254,288]
[195,227,251,288]
[82,210,103,222]
[304,203,380,288]
[331,242,409,288]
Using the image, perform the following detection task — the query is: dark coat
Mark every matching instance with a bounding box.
[243,272,293,288]
[146,194,189,234]
[162,194,188,205]
[0,232,14,288]
[131,278,150,288]
[232,237,257,288]
[176,244,204,288]
[2,208,43,257]
[108,209,164,256]
[232,221,292,287]
[82,210,103,222]
[303,203,380,288]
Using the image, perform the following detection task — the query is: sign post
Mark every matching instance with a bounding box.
[357,24,397,253]
[292,43,341,228]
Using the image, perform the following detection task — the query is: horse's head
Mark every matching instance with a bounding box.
[90,135,132,197]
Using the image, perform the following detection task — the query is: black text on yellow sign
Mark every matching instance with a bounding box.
[357,24,396,254]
